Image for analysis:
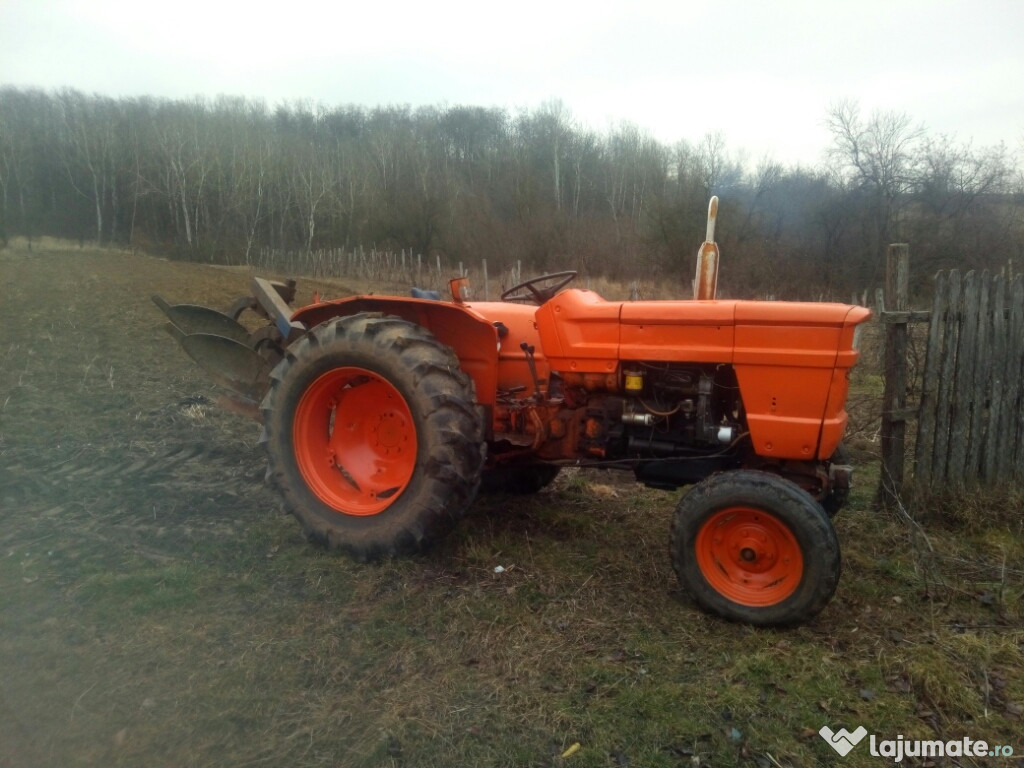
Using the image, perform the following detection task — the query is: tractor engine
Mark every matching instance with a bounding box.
[607,364,742,451]
[499,363,747,489]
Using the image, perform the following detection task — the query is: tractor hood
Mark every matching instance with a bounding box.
[533,289,870,372]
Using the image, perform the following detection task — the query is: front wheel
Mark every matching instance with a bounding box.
[261,313,484,559]
[670,470,840,627]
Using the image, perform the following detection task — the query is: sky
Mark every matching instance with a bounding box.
[2,0,1022,168]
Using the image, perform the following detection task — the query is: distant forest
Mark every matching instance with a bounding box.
[1,87,1021,299]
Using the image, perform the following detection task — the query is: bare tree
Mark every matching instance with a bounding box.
[2,87,1023,302]
[697,132,742,197]
[826,100,924,274]
[293,139,330,255]
[57,90,125,243]
[148,100,215,257]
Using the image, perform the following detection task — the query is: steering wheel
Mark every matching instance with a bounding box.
[500,271,578,305]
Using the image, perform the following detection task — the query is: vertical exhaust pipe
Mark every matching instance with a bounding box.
[693,196,719,300]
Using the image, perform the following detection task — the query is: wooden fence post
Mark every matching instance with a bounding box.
[880,243,910,504]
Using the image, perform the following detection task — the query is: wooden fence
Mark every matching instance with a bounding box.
[250,247,644,301]
[914,269,1024,485]
[881,243,1024,497]
[253,247,525,300]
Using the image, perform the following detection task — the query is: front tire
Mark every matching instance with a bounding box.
[670,470,840,627]
[262,314,484,559]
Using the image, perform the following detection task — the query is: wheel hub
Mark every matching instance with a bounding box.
[373,411,408,454]
[293,366,418,516]
[698,507,804,606]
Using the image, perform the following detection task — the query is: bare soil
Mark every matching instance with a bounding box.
[1,243,276,549]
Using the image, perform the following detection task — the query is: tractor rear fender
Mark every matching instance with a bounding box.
[290,297,548,414]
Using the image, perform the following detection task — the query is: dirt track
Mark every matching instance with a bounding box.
[0,245,279,549]
[0,244,322,766]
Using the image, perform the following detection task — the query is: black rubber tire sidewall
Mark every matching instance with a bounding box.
[262,314,484,559]
[671,470,841,627]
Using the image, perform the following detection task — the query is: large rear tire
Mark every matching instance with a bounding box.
[261,314,484,559]
[670,470,840,627]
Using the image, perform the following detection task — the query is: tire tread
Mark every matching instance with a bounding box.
[261,313,484,560]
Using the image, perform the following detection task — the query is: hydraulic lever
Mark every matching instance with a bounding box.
[520,341,542,399]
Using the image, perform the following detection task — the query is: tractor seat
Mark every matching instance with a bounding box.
[410,287,441,301]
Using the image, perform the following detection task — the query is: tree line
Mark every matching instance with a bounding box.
[1,87,1021,299]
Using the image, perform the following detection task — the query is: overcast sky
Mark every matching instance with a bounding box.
[2,0,1022,168]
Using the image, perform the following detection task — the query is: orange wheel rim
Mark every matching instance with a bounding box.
[695,506,804,607]
[292,366,417,516]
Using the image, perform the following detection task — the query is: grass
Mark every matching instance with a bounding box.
[0,239,1021,767]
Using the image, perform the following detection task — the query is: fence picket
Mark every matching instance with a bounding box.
[931,270,962,481]
[965,271,991,478]
[948,271,979,484]
[1010,277,1024,479]
[982,276,1006,480]
[915,271,947,483]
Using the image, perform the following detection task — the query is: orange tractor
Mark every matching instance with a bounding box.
[155,198,870,626]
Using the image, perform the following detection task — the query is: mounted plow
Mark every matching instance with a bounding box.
[153,278,301,418]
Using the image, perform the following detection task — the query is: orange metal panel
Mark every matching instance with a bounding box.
[734,324,840,369]
[818,368,853,460]
[467,301,551,397]
[818,305,870,458]
[734,365,834,458]
[734,303,870,459]
[619,300,736,362]
[535,289,622,373]
[619,300,736,326]
[733,301,860,325]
